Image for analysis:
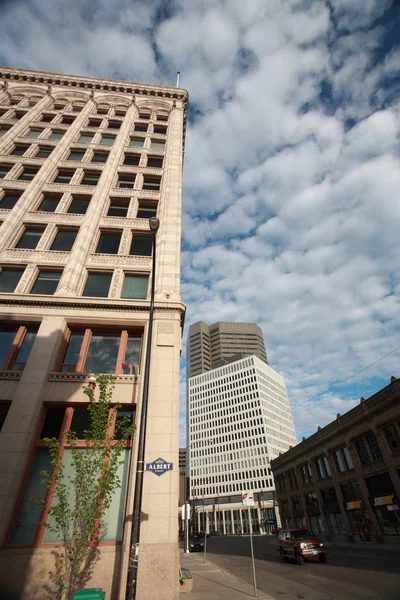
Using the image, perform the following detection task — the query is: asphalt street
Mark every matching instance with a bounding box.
[201,535,400,600]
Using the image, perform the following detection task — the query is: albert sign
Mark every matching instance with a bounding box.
[145,457,173,476]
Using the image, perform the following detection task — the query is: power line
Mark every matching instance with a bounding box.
[291,344,400,411]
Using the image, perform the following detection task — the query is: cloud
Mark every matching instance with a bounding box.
[0,0,399,446]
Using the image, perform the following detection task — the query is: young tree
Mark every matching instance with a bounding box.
[36,374,135,599]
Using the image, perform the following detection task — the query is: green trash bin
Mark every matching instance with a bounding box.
[70,589,105,600]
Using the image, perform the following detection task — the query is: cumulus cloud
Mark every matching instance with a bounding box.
[0,0,399,444]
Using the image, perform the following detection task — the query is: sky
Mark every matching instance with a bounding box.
[1,0,399,445]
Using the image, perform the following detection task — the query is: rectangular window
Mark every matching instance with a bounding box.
[343,447,354,469]
[153,125,167,135]
[88,119,101,127]
[0,191,22,209]
[79,134,94,143]
[81,171,100,185]
[50,229,78,252]
[101,135,115,145]
[136,201,157,219]
[366,434,383,461]
[15,112,27,120]
[49,131,64,140]
[355,438,370,465]
[115,110,126,117]
[122,274,148,299]
[335,450,345,473]
[0,164,12,178]
[92,152,108,163]
[83,272,112,298]
[129,235,152,256]
[139,112,150,120]
[68,196,90,214]
[41,114,53,123]
[150,139,165,150]
[157,114,168,122]
[142,175,161,191]
[129,137,144,148]
[16,227,45,249]
[0,125,12,136]
[35,147,53,158]
[68,150,85,161]
[384,423,400,454]
[0,403,10,430]
[147,156,163,168]
[19,167,40,181]
[135,123,148,132]
[8,405,133,546]
[30,270,62,295]
[37,195,61,212]
[0,325,38,371]
[11,145,30,156]
[123,154,140,166]
[54,170,74,184]
[108,121,121,129]
[28,129,43,138]
[96,232,121,254]
[0,268,24,293]
[62,116,75,125]
[118,174,135,188]
[97,107,108,115]
[108,200,129,217]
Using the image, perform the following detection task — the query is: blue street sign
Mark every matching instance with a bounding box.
[145,457,173,476]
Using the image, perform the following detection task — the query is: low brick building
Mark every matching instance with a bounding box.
[271,377,400,544]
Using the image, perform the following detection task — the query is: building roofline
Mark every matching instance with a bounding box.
[271,376,399,468]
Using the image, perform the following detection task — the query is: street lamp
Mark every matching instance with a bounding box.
[125,217,160,600]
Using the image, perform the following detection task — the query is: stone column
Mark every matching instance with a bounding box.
[0,316,67,545]
[155,102,184,303]
[0,97,95,251]
[373,429,400,501]
[56,102,138,296]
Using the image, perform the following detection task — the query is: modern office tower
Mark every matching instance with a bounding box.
[187,321,268,377]
[188,353,297,535]
[0,67,187,600]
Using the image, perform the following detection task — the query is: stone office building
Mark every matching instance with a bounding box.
[0,66,187,599]
[271,377,400,543]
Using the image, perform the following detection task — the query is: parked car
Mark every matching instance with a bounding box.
[189,535,204,552]
[277,529,326,565]
[208,530,221,537]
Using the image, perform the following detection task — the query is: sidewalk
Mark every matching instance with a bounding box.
[179,550,274,600]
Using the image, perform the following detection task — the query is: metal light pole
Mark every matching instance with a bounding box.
[125,217,160,600]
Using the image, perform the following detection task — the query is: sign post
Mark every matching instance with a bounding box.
[242,491,258,598]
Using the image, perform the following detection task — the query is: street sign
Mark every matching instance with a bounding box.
[242,491,255,507]
[145,457,173,476]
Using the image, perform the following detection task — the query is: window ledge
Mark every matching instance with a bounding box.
[87,253,152,268]
[1,248,70,263]
[48,372,138,383]
[0,370,22,380]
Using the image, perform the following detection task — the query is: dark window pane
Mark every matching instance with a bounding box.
[61,331,84,372]
[68,151,85,161]
[40,407,65,439]
[96,232,121,254]
[122,275,148,299]
[139,113,150,120]
[355,439,370,465]
[130,236,152,256]
[92,153,108,163]
[50,230,78,251]
[343,447,353,469]
[137,202,157,218]
[16,228,44,249]
[114,410,133,439]
[82,173,100,185]
[142,176,161,190]
[35,147,53,158]
[147,157,163,168]
[101,136,115,145]
[0,192,22,209]
[0,329,18,368]
[108,121,121,129]
[88,120,101,127]
[0,165,12,178]
[366,434,383,461]
[30,271,61,295]
[41,114,53,122]
[135,123,148,132]
[68,198,90,214]
[49,132,64,140]
[62,117,75,125]
[83,272,112,297]
[55,171,74,183]
[0,402,11,432]
[85,333,120,373]
[124,154,140,166]
[118,175,135,188]
[70,408,92,438]
[37,195,60,212]
[19,168,39,181]
[9,448,51,545]
[11,145,29,156]
[124,336,142,373]
[0,269,23,292]
[108,201,128,217]
[28,130,42,138]
[12,329,37,370]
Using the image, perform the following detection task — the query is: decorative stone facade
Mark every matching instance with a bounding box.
[0,66,187,600]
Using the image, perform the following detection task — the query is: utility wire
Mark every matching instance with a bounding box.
[291,344,400,411]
